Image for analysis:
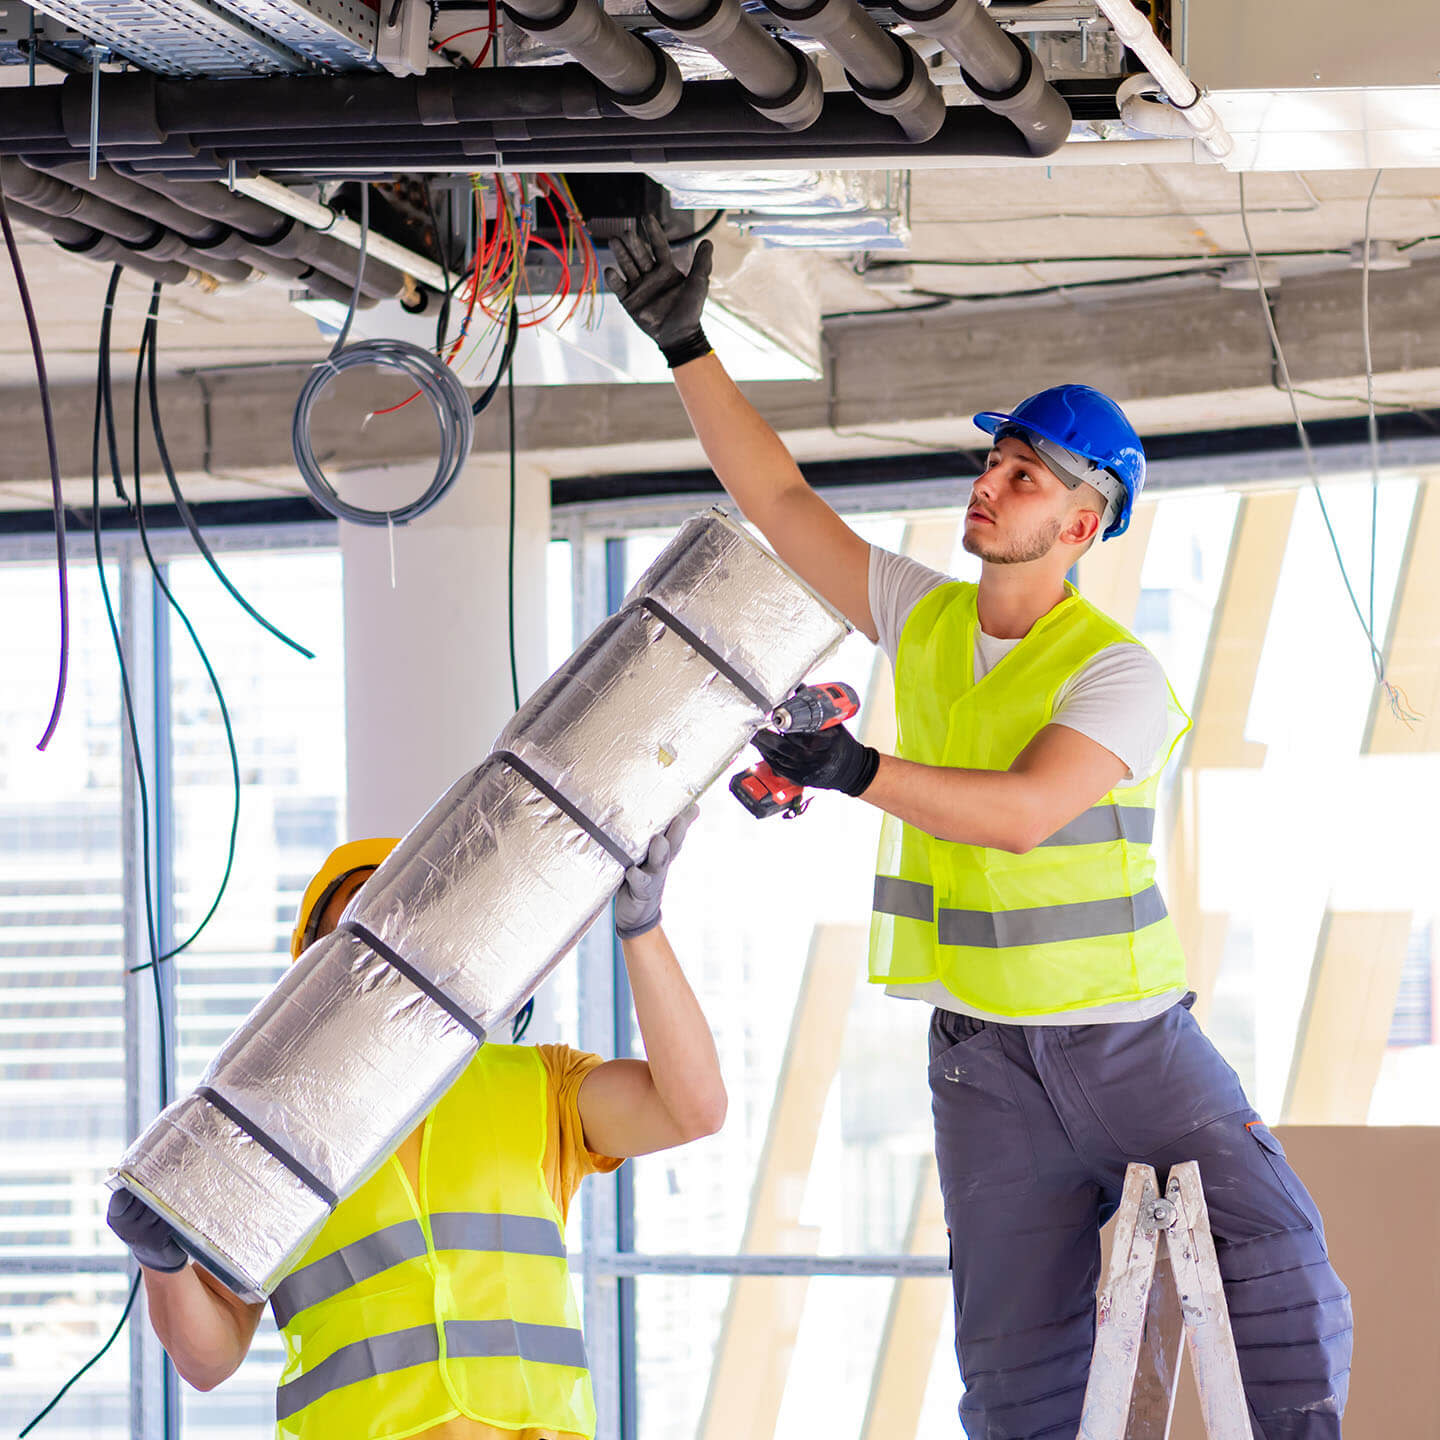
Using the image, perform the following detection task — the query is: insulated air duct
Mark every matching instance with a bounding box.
[646,0,823,130]
[502,0,684,120]
[111,512,849,1302]
[888,0,1072,156]
[762,0,945,141]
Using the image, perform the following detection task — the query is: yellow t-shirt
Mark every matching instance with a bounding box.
[392,1043,623,1440]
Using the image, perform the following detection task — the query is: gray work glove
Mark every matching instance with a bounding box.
[107,1189,187,1272]
[614,804,699,939]
[605,214,714,369]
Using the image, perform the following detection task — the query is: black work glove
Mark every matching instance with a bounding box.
[107,1189,187,1273]
[615,804,700,939]
[753,724,879,798]
[605,214,714,369]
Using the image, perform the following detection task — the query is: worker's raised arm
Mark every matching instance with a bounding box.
[576,807,728,1158]
[607,218,876,640]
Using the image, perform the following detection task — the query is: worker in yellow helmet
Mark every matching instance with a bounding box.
[609,220,1351,1439]
[108,808,723,1440]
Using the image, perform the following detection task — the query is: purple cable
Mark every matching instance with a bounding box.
[0,184,69,750]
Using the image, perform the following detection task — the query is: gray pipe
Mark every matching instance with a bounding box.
[117,170,410,300]
[890,0,1070,155]
[761,0,944,140]
[24,159,376,299]
[6,197,198,287]
[503,0,683,120]
[647,0,821,130]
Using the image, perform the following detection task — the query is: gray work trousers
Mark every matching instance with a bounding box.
[929,997,1352,1440]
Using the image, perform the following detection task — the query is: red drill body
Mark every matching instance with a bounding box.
[730,681,860,819]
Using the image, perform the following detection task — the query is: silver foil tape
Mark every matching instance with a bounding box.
[112,511,849,1300]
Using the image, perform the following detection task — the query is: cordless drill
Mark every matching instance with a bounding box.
[729,681,861,819]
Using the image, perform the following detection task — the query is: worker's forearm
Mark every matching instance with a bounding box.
[621,925,727,1139]
[861,754,1045,852]
[141,1265,253,1391]
[671,353,809,524]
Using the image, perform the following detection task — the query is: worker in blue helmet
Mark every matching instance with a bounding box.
[609,216,1350,1440]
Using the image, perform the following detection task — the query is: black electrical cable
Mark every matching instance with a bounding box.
[132,282,243,968]
[424,179,452,354]
[666,209,725,247]
[138,296,313,658]
[0,179,68,750]
[504,345,534,1046]
[471,300,519,417]
[21,265,174,1438]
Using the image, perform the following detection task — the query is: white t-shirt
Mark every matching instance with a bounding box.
[868,545,1185,1025]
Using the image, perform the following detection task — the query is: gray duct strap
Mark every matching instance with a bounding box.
[272,1213,567,1328]
[195,1087,338,1208]
[937,883,1169,949]
[1038,805,1155,847]
[491,751,636,869]
[638,598,771,712]
[276,1319,588,1420]
[340,921,489,1045]
[873,875,935,922]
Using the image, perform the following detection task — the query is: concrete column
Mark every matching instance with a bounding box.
[340,455,551,839]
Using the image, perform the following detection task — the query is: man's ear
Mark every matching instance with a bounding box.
[1061,504,1101,549]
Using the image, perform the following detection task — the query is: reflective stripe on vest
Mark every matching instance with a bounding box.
[875,878,1168,948]
[276,1320,589,1423]
[1037,804,1155,847]
[270,1212,566,1329]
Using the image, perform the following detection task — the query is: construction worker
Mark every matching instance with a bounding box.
[106,808,724,1440]
[608,218,1351,1439]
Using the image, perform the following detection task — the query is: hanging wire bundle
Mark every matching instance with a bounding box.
[293,174,601,528]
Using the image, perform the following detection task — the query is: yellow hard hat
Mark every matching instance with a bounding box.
[290,837,399,960]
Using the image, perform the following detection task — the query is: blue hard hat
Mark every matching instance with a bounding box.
[973,384,1146,540]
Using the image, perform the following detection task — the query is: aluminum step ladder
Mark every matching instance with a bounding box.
[1078,1161,1253,1440]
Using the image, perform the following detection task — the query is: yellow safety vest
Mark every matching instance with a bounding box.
[272,1044,594,1440]
[868,580,1190,1017]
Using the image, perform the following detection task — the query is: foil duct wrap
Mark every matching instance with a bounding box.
[344,757,626,1029]
[113,511,848,1301]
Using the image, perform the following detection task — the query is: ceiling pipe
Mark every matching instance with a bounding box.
[761,0,945,141]
[4,197,198,287]
[22,159,376,303]
[1087,0,1233,160]
[501,0,683,120]
[646,0,822,130]
[0,156,253,280]
[115,170,417,300]
[888,0,1070,156]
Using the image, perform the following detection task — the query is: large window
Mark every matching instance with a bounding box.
[0,529,343,1440]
